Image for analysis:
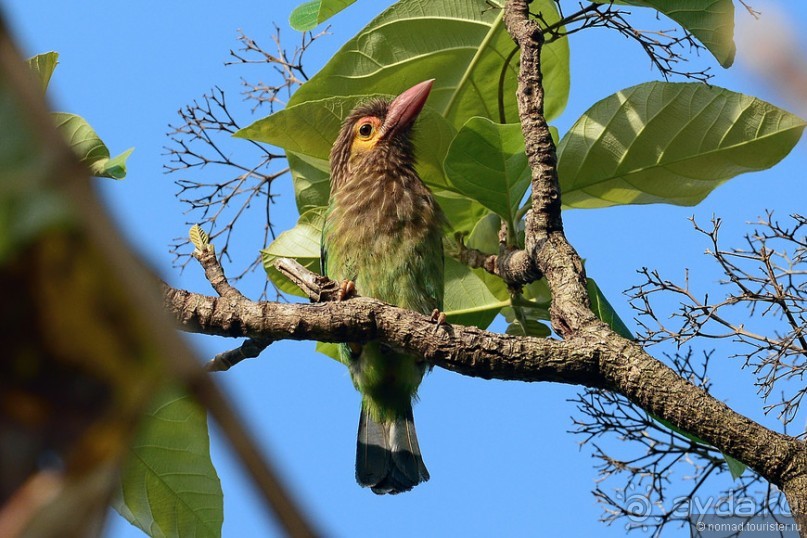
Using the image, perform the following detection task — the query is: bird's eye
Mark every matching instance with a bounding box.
[358,123,374,137]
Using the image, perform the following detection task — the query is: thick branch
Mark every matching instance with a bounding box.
[162,261,807,498]
[163,279,603,386]
[504,0,596,337]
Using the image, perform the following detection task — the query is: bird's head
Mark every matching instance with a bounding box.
[330,79,434,191]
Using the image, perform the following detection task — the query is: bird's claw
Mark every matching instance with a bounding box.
[337,279,356,301]
[430,308,447,334]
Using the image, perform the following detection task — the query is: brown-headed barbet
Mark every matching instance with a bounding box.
[321,80,444,494]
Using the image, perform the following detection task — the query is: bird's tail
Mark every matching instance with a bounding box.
[356,403,429,494]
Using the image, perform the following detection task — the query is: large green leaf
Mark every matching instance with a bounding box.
[443,256,508,328]
[289,0,357,31]
[445,117,530,228]
[287,151,331,213]
[114,386,222,538]
[287,0,569,127]
[262,208,325,297]
[52,112,134,179]
[237,96,455,189]
[611,0,735,67]
[26,51,59,92]
[502,306,552,337]
[557,82,806,209]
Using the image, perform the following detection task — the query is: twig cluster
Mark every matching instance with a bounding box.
[164,28,327,288]
[538,1,712,82]
[227,26,327,113]
[572,349,787,535]
[165,87,283,282]
[629,213,807,426]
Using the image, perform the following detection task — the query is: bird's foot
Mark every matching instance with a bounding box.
[430,308,447,334]
[337,279,356,301]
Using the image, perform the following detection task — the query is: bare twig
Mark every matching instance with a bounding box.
[227,25,328,113]
[629,213,807,424]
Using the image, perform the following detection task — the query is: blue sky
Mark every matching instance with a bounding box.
[3,1,806,536]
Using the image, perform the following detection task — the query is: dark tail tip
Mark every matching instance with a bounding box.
[356,406,429,495]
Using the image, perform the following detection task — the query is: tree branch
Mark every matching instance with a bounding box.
[163,261,604,386]
[162,256,806,504]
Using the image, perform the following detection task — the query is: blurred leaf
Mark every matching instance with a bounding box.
[262,208,325,297]
[237,97,455,189]
[586,278,633,339]
[445,117,530,227]
[723,453,747,479]
[289,0,357,31]
[52,112,134,179]
[443,256,508,328]
[287,152,331,213]
[287,0,568,128]
[114,386,223,538]
[26,51,59,92]
[609,0,735,67]
[0,42,183,536]
[557,82,806,208]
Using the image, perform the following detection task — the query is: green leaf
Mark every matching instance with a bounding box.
[433,190,490,235]
[586,278,633,339]
[461,212,512,302]
[465,212,500,253]
[261,208,325,297]
[237,96,456,189]
[287,0,569,127]
[114,386,222,538]
[445,117,530,227]
[315,341,342,361]
[609,0,735,67]
[443,256,508,328]
[501,304,552,337]
[289,0,357,31]
[26,51,59,92]
[557,82,806,208]
[723,453,747,479]
[505,317,551,337]
[52,112,133,179]
[287,151,331,213]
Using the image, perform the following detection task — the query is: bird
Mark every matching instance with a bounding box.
[321,79,445,494]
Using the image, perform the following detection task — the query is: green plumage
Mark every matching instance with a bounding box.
[322,86,444,494]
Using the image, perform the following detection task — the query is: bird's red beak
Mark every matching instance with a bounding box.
[379,79,434,139]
